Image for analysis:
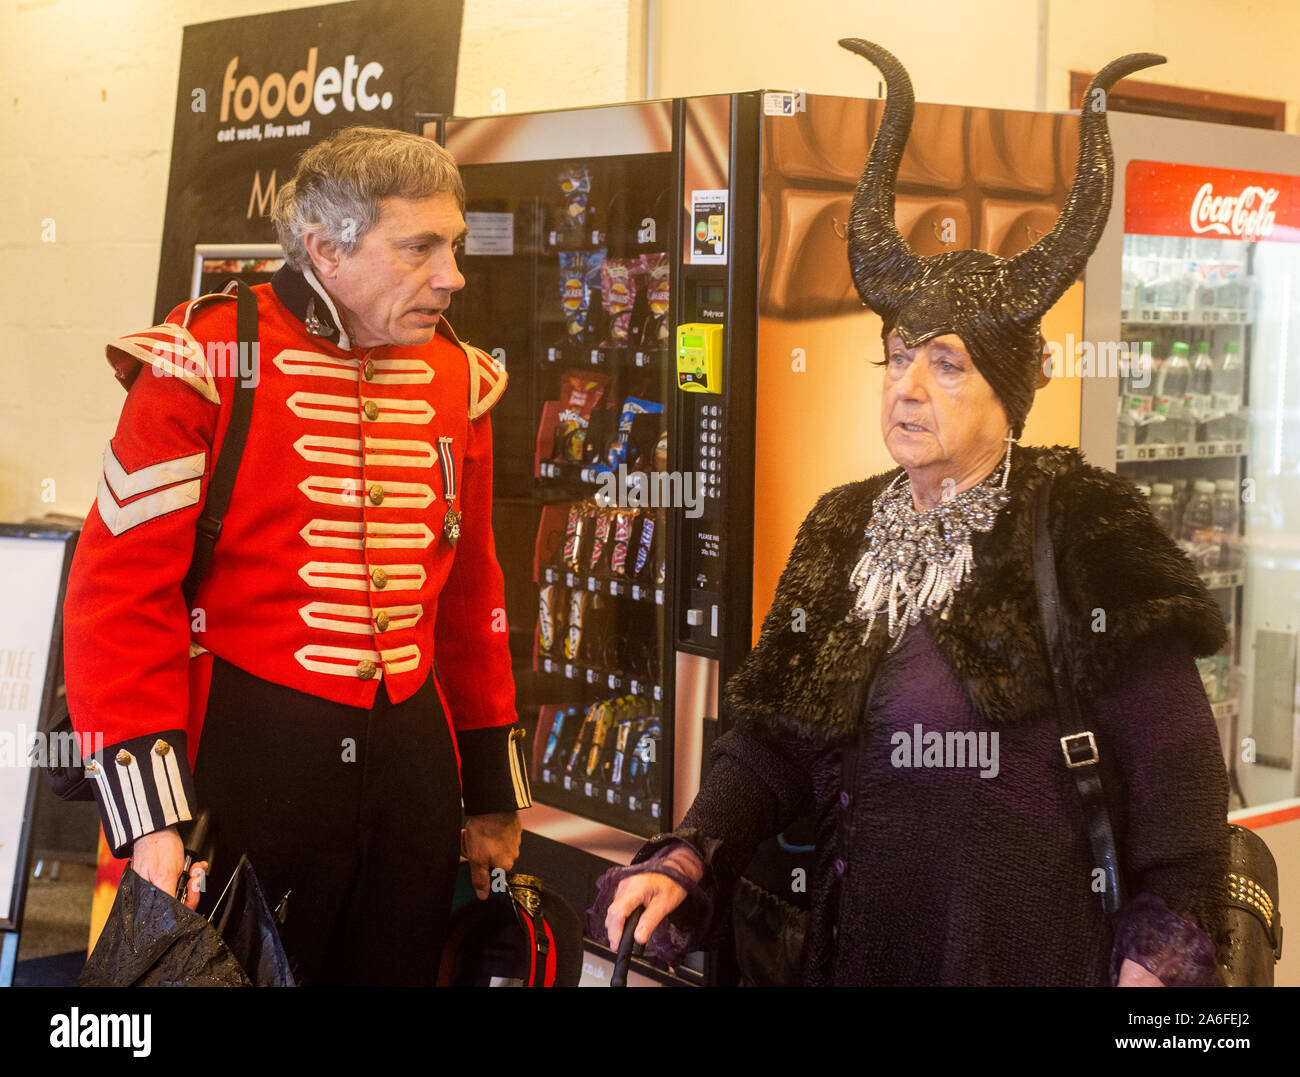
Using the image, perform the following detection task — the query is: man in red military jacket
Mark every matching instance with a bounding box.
[63,126,529,984]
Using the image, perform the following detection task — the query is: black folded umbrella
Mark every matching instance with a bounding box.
[78,854,295,987]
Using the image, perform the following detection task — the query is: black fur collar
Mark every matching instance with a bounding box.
[724,444,1226,741]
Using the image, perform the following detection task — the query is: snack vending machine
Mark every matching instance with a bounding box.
[427,88,1115,983]
[1079,113,1300,814]
[429,97,759,985]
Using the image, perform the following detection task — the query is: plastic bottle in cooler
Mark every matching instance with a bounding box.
[1151,341,1191,444]
[1134,353,1163,443]
[1116,356,1145,447]
[1156,236,1192,312]
[1190,238,1223,312]
[1116,396,1136,447]
[1213,478,1241,571]
[1186,341,1216,440]
[1180,479,1220,574]
[1218,240,1247,311]
[1126,358,1155,445]
[1148,482,1176,536]
[1220,600,1235,705]
[1130,234,1162,312]
[1120,235,1141,316]
[1191,239,1214,311]
[1210,340,1244,442]
[1169,477,1190,535]
[1120,259,1139,316]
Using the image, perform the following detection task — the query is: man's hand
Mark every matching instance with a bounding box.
[130,826,208,910]
[463,811,522,900]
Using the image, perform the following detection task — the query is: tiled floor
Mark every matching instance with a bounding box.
[11,860,95,986]
[17,861,95,960]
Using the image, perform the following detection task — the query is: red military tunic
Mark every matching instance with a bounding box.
[64,266,530,856]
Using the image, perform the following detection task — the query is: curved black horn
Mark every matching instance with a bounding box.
[998,52,1166,323]
[840,38,922,319]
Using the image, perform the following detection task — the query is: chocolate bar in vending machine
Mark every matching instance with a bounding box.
[588,509,612,576]
[542,708,574,767]
[561,502,582,568]
[609,510,634,578]
[537,583,562,656]
[564,589,588,661]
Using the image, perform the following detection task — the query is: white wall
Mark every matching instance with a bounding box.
[4,0,1299,525]
[654,0,1300,128]
[1047,0,1300,131]
[653,0,1040,108]
[0,0,640,525]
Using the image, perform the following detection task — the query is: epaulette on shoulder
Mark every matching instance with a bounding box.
[104,291,236,404]
[436,318,507,420]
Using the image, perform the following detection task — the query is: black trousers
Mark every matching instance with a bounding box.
[192,657,462,986]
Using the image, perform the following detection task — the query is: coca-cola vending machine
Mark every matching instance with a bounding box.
[1080,117,1300,982]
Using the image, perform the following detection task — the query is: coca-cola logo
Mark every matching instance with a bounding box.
[1190,182,1279,240]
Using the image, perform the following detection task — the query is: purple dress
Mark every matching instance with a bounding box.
[591,618,1224,986]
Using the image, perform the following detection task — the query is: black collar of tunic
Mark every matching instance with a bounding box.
[271,264,342,346]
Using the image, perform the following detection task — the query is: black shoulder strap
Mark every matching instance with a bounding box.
[181,281,257,608]
[1032,473,1125,917]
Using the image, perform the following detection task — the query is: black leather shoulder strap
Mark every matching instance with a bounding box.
[182,280,257,608]
[1033,473,1125,917]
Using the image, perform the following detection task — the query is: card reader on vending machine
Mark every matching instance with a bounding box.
[676,323,723,394]
[675,313,724,648]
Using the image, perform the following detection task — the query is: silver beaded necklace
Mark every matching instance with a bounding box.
[848,439,1013,649]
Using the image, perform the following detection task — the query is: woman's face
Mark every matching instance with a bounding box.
[880,331,1010,486]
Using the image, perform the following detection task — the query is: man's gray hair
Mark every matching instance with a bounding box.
[272,125,465,271]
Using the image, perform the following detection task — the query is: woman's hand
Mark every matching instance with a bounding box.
[603,845,704,948]
[1117,957,1165,987]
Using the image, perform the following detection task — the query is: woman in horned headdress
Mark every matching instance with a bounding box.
[590,40,1230,986]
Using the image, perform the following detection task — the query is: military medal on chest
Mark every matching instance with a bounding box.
[436,436,461,546]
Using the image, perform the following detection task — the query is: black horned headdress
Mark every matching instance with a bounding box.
[841,39,1164,436]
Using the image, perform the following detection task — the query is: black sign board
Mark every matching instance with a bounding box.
[153,0,463,321]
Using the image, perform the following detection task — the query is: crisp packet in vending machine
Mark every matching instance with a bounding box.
[557,166,590,235]
[558,249,606,345]
[637,252,671,348]
[600,258,641,347]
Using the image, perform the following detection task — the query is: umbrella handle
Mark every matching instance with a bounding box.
[611,906,645,987]
[175,810,212,902]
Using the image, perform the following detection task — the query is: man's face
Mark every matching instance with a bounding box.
[310,192,467,350]
[880,331,1009,482]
